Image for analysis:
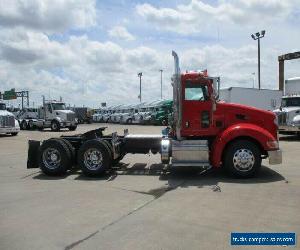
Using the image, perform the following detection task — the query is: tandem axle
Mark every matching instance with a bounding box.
[27,127,211,176]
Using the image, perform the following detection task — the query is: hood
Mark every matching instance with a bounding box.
[218,102,275,118]
[273,106,300,113]
[0,110,15,117]
[55,110,74,114]
[217,102,277,139]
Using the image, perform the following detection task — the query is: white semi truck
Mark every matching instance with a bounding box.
[19,97,77,131]
[273,77,300,134]
[0,102,20,136]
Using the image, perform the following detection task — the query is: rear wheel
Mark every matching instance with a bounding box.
[11,132,18,136]
[28,120,34,130]
[224,140,261,178]
[38,139,72,175]
[78,139,112,176]
[21,120,27,130]
[69,125,77,131]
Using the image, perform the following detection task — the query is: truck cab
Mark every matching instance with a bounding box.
[39,101,77,131]
[0,102,20,136]
[273,95,300,133]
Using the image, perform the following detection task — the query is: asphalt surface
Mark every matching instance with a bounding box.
[0,124,299,250]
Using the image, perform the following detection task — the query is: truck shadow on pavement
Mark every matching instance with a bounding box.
[33,163,285,189]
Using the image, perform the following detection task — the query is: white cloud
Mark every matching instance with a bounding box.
[1,28,292,108]
[1,1,299,109]
[108,26,135,41]
[0,0,96,33]
[136,0,297,34]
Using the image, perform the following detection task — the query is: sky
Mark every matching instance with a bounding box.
[0,0,299,108]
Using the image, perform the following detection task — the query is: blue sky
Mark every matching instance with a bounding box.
[0,0,299,108]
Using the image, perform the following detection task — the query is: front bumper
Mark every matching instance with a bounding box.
[268,149,282,165]
[279,125,300,132]
[0,126,20,133]
[59,121,77,127]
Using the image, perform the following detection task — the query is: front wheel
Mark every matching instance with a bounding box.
[51,120,60,132]
[223,140,261,178]
[11,132,18,136]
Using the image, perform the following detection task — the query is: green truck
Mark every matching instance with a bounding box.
[150,100,173,125]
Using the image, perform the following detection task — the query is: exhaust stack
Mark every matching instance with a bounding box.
[172,51,182,140]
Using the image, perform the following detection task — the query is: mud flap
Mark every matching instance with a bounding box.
[27,140,40,168]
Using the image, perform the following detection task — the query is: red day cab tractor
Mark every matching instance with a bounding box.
[27,51,282,178]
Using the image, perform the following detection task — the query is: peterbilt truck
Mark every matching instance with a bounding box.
[0,102,20,136]
[273,77,300,134]
[19,97,77,131]
[27,51,282,178]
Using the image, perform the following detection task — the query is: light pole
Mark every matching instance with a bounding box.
[251,30,265,89]
[251,72,255,88]
[137,72,142,103]
[159,69,163,99]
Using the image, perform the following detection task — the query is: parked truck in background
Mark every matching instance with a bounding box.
[273,77,300,134]
[72,107,93,124]
[0,102,20,136]
[27,51,282,178]
[150,100,173,125]
[19,97,77,131]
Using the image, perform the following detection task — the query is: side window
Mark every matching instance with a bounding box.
[185,82,208,101]
[47,104,52,112]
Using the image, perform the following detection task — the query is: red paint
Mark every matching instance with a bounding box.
[178,71,278,167]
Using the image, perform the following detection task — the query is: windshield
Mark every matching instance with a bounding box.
[282,97,300,107]
[0,103,6,110]
[52,103,66,110]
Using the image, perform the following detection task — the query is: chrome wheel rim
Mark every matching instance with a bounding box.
[84,148,103,170]
[42,148,61,169]
[233,149,255,172]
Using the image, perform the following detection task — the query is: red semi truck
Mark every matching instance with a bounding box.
[27,51,282,178]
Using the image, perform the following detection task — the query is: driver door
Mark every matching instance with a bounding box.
[181,81,212,137]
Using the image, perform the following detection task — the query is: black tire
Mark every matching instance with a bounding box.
[38,139,72,175]
[51,120,60,132]
[57,138,76,166]
[77,139,112,176]
[21,120,27,130]
[223,140,261,178]
[11,132,18,136]
[127,118,132,124]
[69,125,77,131]
[161,119,167,126]
[28,120,34,130]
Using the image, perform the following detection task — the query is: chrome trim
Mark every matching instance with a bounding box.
[278,125,300,132]
[161,139,170,164]
[268,150,282,165]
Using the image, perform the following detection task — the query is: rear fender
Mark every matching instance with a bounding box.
[27,140,40,168]
[211,123,276,167]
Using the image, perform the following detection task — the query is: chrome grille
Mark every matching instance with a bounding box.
[67,113,75,121]
[277,112,287,125]
[0,116,15,127]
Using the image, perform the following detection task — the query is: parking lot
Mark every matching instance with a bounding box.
[0,124,299,250]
